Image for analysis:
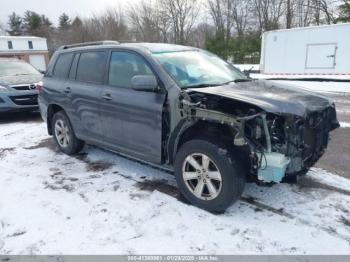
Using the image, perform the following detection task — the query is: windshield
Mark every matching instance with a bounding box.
[153,50,248,89]
[0,61,40,77]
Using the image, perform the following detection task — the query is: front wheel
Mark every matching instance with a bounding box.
[174,139,245,213]
[52,111,84,155]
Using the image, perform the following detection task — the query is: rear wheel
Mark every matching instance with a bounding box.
[174,139,245,212]
[52,111,84,155]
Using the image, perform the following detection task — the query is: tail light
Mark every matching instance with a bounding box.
[36,81,44,92]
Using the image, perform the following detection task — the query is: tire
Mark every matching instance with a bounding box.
[174,139,245,213]
[52,111,84,155]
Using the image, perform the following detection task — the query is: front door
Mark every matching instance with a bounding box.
[100,51,166,164]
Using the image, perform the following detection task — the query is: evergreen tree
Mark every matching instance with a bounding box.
[59,13,71,30]
[7,12,22,36]
[337,0,350,22]
[22,11,42,35]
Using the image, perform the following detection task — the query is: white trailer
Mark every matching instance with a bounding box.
[260,23,350,77]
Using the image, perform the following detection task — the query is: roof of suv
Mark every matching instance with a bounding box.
[121,43,197,53]
[59,42,198,54]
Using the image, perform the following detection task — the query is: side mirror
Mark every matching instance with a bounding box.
[131,75,158,91]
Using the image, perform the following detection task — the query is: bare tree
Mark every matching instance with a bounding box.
[232,0,252,35]
[208,0,232,38]
[80,9,129,42]
[252,0,285,32]
[128,1,169,42]
[317,0,337,24]
[0,22,6,35]
[286,0,293,28]
[294,0,337,27]
[207,0,233,58]
[189,22,215,48]
[159,0,200,44]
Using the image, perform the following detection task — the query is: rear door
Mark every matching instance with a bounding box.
[99,50,166,164]
[66,51,108,143]
[45,52,74,113]
[305,43,337,69]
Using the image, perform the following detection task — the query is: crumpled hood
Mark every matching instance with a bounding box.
[188,80,334,118]
[0,74,42,86]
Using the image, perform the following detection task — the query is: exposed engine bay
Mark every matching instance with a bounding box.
[181,91,339,183]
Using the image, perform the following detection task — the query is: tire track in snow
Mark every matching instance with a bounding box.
[76,151,350,243]
[240,195,350,243]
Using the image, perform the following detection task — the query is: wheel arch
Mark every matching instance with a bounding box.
[47,104,65,135]
[167,120,237,165]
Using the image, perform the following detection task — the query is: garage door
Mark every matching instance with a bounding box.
[305,44,337,69]
[29,55,46,71]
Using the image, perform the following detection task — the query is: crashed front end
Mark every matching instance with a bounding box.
[239,105,339,182]
[181,92,339,183]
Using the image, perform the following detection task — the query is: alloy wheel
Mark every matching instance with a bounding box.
[182,153,222,200]
[54,119,70,148]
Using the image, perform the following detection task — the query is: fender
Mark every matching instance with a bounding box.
[166,99,249,164]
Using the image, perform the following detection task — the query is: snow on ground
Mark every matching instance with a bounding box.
[340,122,350,128]
[306,168,350,193]
[1,120,350,255]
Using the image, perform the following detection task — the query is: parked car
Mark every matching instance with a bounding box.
[39,41,339,212]
[0,58,42,112]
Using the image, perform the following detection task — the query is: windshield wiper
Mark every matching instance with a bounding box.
[183,83,221,89]
[183,79,252,89]
[222,79,252,85]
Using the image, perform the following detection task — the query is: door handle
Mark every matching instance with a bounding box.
[101,93,112,101]
[64,87,71,94]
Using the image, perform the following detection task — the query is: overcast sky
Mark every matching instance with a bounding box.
[0,0,140,27]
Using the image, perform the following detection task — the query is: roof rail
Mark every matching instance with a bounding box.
[59,41,120,50]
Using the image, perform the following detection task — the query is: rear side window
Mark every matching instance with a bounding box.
[76,51,107,84]
[53,53,74,79]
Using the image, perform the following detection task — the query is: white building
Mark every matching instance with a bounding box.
[0,36,49,71]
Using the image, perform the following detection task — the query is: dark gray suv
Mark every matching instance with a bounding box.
[39,41,339,212]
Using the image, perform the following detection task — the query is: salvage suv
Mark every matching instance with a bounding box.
[38,41,339,212]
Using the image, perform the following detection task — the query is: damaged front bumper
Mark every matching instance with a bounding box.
[181,98,339,183]
[240,105,339,183]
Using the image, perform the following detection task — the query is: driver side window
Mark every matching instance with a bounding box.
[108,51,154,88]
